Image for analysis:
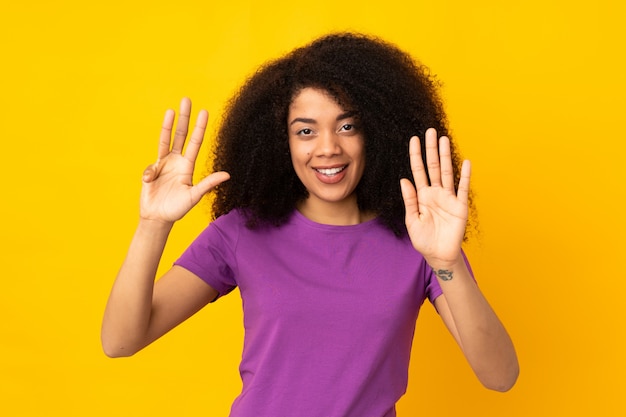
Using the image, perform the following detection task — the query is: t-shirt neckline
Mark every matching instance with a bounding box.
[291,209,380,232]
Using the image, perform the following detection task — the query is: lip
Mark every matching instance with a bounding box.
[312,164,348,184]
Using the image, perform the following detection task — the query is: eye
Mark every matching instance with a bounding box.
[339,123,359,134]
[297,128,313,136]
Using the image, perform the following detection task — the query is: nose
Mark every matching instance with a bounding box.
[316,130,341,157]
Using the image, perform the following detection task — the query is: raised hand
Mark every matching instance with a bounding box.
[400,128,470,268]
[140,98,230,223]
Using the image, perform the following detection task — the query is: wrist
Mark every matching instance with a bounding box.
[429,255,474,286]
[136,217,175,236]
[426,252,465,276]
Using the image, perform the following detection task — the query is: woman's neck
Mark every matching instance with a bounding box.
[296,196,375,226]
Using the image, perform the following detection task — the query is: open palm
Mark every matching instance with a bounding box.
[400,128,470,268]
[140,98,229,223]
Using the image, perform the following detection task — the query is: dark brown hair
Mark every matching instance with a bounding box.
[211,32,472,236]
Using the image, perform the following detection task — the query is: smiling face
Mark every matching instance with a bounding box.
[288,87,366,223]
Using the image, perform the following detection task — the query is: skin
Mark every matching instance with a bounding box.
[102,95,518,392]
[401,130,519,391]
[288,88,369,225]
[101,98,227,355]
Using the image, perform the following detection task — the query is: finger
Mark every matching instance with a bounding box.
[171,97,192,154]
[158,109,175,159]
[409,136,429,190]
[190,171,231,202]
[439,136,455,191]
[400,178,419,217]
[456,160,471,203]
[183,109,208,163]
[425,128,442,187]
[142,162,159,183]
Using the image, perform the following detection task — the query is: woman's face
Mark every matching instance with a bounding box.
[287,87,365,214]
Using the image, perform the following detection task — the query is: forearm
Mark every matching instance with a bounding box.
[101,219,173,357]
[432,255,519,391]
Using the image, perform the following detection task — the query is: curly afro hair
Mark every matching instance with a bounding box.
[211,32,473,236]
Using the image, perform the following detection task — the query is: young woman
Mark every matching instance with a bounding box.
[102,32,518,417]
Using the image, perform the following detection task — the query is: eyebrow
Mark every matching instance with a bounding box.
[289,111,357,126]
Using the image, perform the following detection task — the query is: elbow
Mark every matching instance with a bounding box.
[102,340,136,358]
[101,332,141,358]
[102,344,135,358]
[101,320,148,358]
[480,362,520,392]
[483,378,517,393]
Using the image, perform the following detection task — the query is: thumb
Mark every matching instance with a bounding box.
[193,171,231,198]
[142,162,159,183]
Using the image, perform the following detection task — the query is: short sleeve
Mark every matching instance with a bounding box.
[425,267,443,304]
[174,211,241,299]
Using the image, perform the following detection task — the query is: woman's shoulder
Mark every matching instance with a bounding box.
[190,209,249,248]
[212,208,248,226]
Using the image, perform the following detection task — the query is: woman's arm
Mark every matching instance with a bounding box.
[101,98,229,357]
[432,259,519,392]
[401,128,519,391]
[101,222,219,357]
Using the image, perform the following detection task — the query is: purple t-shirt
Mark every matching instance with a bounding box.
[175,209,443,417]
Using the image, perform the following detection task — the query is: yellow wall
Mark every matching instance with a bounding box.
[1,1,624,415]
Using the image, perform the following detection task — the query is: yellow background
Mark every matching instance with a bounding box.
[1,0,624,415]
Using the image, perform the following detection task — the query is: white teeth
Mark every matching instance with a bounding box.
[315,166,345,176]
